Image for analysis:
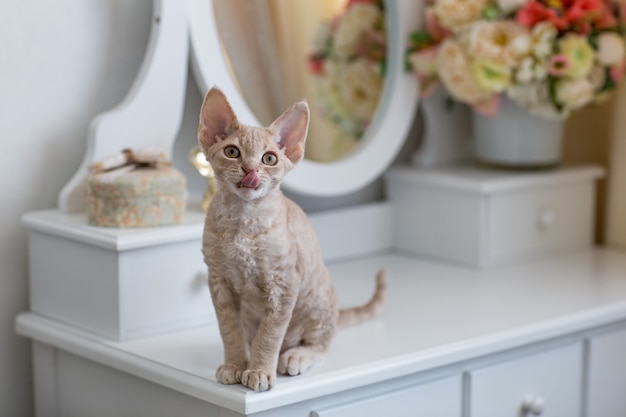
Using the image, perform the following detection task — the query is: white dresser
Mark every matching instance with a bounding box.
[17,165,626,417]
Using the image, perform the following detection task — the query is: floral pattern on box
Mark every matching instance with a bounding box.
[86,166,186,228]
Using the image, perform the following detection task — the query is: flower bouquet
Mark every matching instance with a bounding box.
[407,0,626,120]
[308,0,386,153]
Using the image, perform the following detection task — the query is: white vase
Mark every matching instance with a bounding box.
[473,97,564,168]
[411,88,472,168]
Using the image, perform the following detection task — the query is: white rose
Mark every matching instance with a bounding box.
[497,0,530,14]
[507,83,566,120]
[597,32,626,67]
[531,22,557,59]
[533,63,548,81]
[333,4,381,59]
[588,64,607,91]
[555,78,594,110]
[516,57,534,83]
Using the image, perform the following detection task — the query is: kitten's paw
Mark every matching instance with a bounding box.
[278,349,314,376]
[216,363,244,385]
[241,369,275,391]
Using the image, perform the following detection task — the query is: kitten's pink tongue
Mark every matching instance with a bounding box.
[240,170,260,189]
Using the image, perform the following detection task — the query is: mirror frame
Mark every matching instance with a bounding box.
[188,0,421,197]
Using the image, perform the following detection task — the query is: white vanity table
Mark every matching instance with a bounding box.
[15,245,626,416]
[17,163,626,417]
[15,0,626,416]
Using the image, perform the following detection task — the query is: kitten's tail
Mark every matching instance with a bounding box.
[338,269,386,328]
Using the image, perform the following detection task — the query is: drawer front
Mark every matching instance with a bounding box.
[587,327,626,417]
[312,376,461,417]
[469,344,583,417]
[489,182,594,265]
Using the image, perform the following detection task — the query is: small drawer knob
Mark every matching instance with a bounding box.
[521,396,545,416]
[537,209,554,230]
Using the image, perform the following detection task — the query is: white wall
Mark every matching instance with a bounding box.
[0,1,152,415]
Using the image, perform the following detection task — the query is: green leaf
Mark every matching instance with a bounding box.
[482,5,501,20]
[410,31,433,48]
[588,32,599,50]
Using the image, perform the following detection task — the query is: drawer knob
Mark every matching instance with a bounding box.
[537,209,554,230]
[521,396,545,416]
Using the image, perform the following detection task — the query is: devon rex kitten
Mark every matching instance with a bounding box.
[198,87,386,392]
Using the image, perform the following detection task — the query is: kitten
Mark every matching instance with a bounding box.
[198,87,386,391]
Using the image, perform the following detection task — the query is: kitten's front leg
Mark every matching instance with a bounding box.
[209,273,247,385]
[242,289,297,391]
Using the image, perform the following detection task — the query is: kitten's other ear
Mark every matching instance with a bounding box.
[270,101,310,164]
[198,87,239,154]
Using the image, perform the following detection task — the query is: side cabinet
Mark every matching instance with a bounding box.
[468,344,583,417]
[587,327,626,417]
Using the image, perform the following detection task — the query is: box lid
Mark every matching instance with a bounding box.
[86,166,186,198]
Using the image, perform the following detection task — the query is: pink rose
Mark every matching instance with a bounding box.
[547,54,571,76]
[610,61,626,84]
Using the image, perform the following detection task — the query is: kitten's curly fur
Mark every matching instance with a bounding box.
[198,87,385,391]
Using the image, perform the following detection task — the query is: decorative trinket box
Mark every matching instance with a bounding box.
[85,149,186,227]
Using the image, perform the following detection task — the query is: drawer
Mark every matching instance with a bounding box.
[24,210,215,341]
[385,165,602,267]
[469,344,583,417]
[587,327,626,417]
[312,376,461,417]
[489,182,595,264]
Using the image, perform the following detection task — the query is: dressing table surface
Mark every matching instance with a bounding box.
[16,248,626,415]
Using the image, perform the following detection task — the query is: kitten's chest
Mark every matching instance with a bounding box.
[205,213,288,291]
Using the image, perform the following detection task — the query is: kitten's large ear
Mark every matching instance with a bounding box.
[198,87,239,154]
[270,101,310,164]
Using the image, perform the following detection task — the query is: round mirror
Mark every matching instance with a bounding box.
[188,0,420,197]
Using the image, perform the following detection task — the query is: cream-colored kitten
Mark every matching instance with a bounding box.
[198,87,385,391]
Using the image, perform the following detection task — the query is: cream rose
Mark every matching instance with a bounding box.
[559,34,595,79]
[555,78,594,110]
[466,21,531,67]
[338,59,383,120]
[597,32,626,67]
[333,4,381,59]
[436,39,492,104]
[434,0,489,31]
[472,59,512,92]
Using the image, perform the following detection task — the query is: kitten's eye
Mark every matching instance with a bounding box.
[223,145,240,158]
[262,152,278,166]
